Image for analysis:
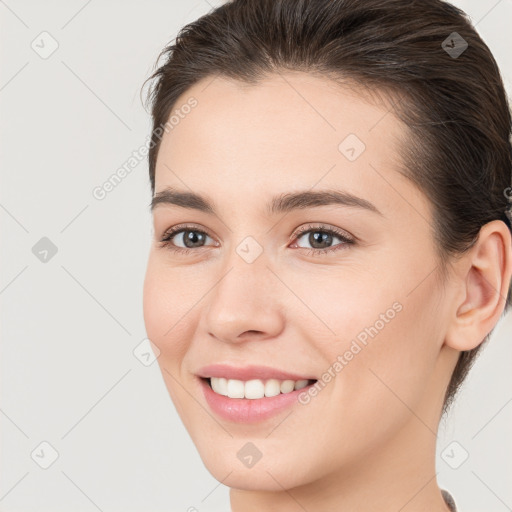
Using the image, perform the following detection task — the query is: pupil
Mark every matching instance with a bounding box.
[185,230,204,248]
[310,231,332,249]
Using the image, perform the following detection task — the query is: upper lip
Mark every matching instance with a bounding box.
[196,364,316,382]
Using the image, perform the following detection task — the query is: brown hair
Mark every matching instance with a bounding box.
[142,0,512,415]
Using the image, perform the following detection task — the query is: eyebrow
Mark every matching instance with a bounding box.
[150,187,383,217]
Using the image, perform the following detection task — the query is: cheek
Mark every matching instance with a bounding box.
[290,259,442,414]
[275,277,442,474]
[142,259,166,347]
[142,254,191,363]
[142,258,199,421]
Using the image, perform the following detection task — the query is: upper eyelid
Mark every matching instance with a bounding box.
[161,223,212,239]
[292,223,353,240]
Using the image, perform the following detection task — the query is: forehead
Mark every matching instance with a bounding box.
[162,71,403,144]
[154,71,410,216]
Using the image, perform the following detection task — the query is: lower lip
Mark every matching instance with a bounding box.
[199,378,315,423]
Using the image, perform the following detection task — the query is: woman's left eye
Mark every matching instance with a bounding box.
[158,223,354,256]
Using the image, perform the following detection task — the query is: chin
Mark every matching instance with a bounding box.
[195,439,318,492]
[206,462,306,492]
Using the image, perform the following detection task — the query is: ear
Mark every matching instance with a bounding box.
[445,220,512,351]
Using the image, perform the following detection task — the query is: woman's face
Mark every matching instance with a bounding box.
[143,72,458,490]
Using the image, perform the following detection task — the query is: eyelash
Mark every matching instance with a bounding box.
[158,223,355,257]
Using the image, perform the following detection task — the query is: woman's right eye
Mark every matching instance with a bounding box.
[159,225,216,254]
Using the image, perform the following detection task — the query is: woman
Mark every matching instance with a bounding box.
[142,0,512,510]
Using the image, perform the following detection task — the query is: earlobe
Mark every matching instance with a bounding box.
[445,220,512,352]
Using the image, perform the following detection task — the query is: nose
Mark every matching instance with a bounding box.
[203,254,286,344]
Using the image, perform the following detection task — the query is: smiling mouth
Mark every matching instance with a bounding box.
[202,377,317,399]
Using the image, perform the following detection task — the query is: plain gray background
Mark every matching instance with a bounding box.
[1,1,511,511]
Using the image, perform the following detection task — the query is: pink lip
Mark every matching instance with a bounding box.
[199,377,316,423]
[196,364,315,381]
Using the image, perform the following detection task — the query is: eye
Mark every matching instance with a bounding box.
[289,223,354,256]
[159,224,217,254]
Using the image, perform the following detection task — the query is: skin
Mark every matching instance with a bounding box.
[142,71,512,512]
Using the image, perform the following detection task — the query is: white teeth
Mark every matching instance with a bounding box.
[294,379,309,390]
[209,377,313,399]
[280,380,295,393]
[226,379,245,399]
[265,379,281,397]
[245,379,265,399]
[211,377,228,396]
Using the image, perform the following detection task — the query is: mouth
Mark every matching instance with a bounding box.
[195,364,319,422]
[201,376,318,399]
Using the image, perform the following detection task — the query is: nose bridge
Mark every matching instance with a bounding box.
[214,235,274,311]
[203,234,285,342]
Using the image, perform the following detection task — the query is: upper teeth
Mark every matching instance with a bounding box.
[210,377,311,399]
